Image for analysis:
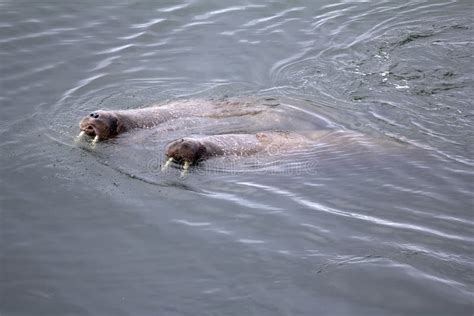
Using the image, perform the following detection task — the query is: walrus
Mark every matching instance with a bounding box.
[163,131,334,170]
[163,129,394,171]
[77,99,270,142]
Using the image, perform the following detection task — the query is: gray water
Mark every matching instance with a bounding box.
[1,1,473,315]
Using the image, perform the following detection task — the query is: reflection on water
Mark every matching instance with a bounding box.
[1,1,473,315]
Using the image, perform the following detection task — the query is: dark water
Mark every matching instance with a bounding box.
[1,1,473,315]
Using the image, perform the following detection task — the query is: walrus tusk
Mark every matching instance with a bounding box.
[180,160,191,177]
[75,131,86,142]
[183,161,191,170]
[89,135,100,149]
[161,157,174,171]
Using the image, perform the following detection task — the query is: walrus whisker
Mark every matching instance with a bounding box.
[161,157,174,171]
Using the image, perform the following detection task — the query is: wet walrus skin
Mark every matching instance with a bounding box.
[163,129,388,170]
[78,99,267,141]
[164,131,332,167]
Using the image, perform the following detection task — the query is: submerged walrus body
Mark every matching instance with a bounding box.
[163,130,392,171]
[78,99,269,142]
[77,98,393,173]
[164,131,340,167]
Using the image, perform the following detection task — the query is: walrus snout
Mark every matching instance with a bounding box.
[78,111,119,141]
[165,138,207,165]
[79,118,101,138]
[80,122,98,136]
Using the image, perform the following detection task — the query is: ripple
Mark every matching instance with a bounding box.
[172,219,211,227]
[300,223,331,234]
[96,43,135,55]
[58,73,107,103]
[2,2,472,313]
[238,239,265,244]
[256,17,299,34]
[0,27,76,44]
[179,21,215,30]
[402,262,471,291]
[242,7,305,28]
[194,4,265,21]
[296,198,474,243]
[1,60,65,82]
[131,18,165,29]
[89,55,121,72]
[237,181,296,197]
[269,1,473,169]
[238,176,473,244]
[158,4,188,13]
[118,31,146,40]
[200,189,281,211]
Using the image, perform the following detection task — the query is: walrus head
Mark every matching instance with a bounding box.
[165,138,208,166]
[79,111,121,141]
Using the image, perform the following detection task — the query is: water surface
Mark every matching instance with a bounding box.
[1,1,473,315]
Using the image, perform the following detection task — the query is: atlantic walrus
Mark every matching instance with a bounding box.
[77,99,269,142]
[163,131,334,170]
